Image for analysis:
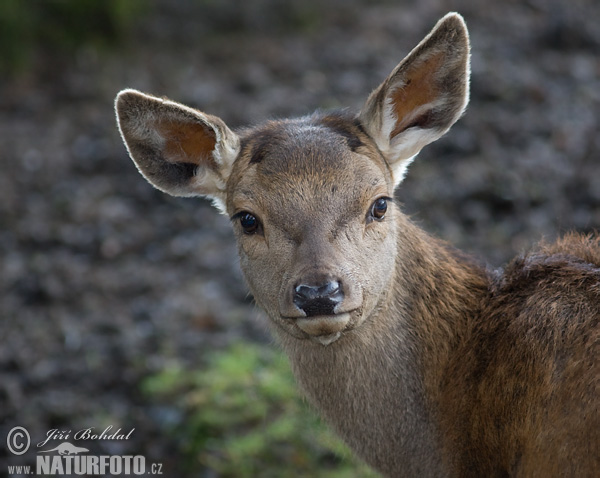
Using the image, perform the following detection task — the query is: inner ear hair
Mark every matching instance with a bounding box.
[156,119,218,166]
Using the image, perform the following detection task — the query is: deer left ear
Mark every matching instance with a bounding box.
[359,13,470,186]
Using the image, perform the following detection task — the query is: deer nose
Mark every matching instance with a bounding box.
[293,280,344,317]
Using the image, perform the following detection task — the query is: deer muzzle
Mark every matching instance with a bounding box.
[278,274,362,345]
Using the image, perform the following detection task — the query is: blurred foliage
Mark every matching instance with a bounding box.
[0,0,362,76]
[0,0,147,74]
[192,0,330,35]
[142,342,379,477]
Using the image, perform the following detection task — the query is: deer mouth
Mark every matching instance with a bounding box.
[289,311,354,345]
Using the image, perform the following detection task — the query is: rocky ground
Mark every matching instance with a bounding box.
[1,0,599,475]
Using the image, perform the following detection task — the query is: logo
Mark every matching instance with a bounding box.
[38,442,89,455]
[6,426,163,476]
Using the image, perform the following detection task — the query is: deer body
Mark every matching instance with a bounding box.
[115,13,600,477]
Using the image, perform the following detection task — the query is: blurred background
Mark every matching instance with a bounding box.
[1,0,599,476]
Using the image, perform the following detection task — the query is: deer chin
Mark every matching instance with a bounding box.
[295,313,352,345]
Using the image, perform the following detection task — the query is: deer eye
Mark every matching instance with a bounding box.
[238,212,261,235]
[369,197,389,221]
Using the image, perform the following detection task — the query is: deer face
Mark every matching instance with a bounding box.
[115,13,470,345]
[226,116,398,344]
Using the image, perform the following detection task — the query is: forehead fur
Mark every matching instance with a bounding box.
[227,112,393,221]
[238,112,372,173]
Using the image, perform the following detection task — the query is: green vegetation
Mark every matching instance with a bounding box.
[0,0,355,75]
[142,342,379,477]
[0,0,146,74]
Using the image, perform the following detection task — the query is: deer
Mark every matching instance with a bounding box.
[115,13,600,477]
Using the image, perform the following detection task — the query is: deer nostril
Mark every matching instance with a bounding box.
[293,280,343,317]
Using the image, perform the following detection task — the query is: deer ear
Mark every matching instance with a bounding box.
[359,13,470,186]
[115,89,240,213]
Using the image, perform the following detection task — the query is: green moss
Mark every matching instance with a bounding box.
[141,342,379,477]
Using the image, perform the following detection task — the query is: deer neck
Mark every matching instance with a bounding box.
[272,217,489,476]
[392,217,490,394]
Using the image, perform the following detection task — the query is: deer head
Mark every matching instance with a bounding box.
[115,13,470,346]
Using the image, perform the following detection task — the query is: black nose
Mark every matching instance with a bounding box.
[293,280,343,317]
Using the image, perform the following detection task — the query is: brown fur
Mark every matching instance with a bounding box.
[115,13,599,477]
[439,234,600,476]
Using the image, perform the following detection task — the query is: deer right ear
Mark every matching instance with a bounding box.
[359,13,470,186]
[115,89,240,213]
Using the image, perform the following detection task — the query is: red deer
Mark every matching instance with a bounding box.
[115,13,600,477]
